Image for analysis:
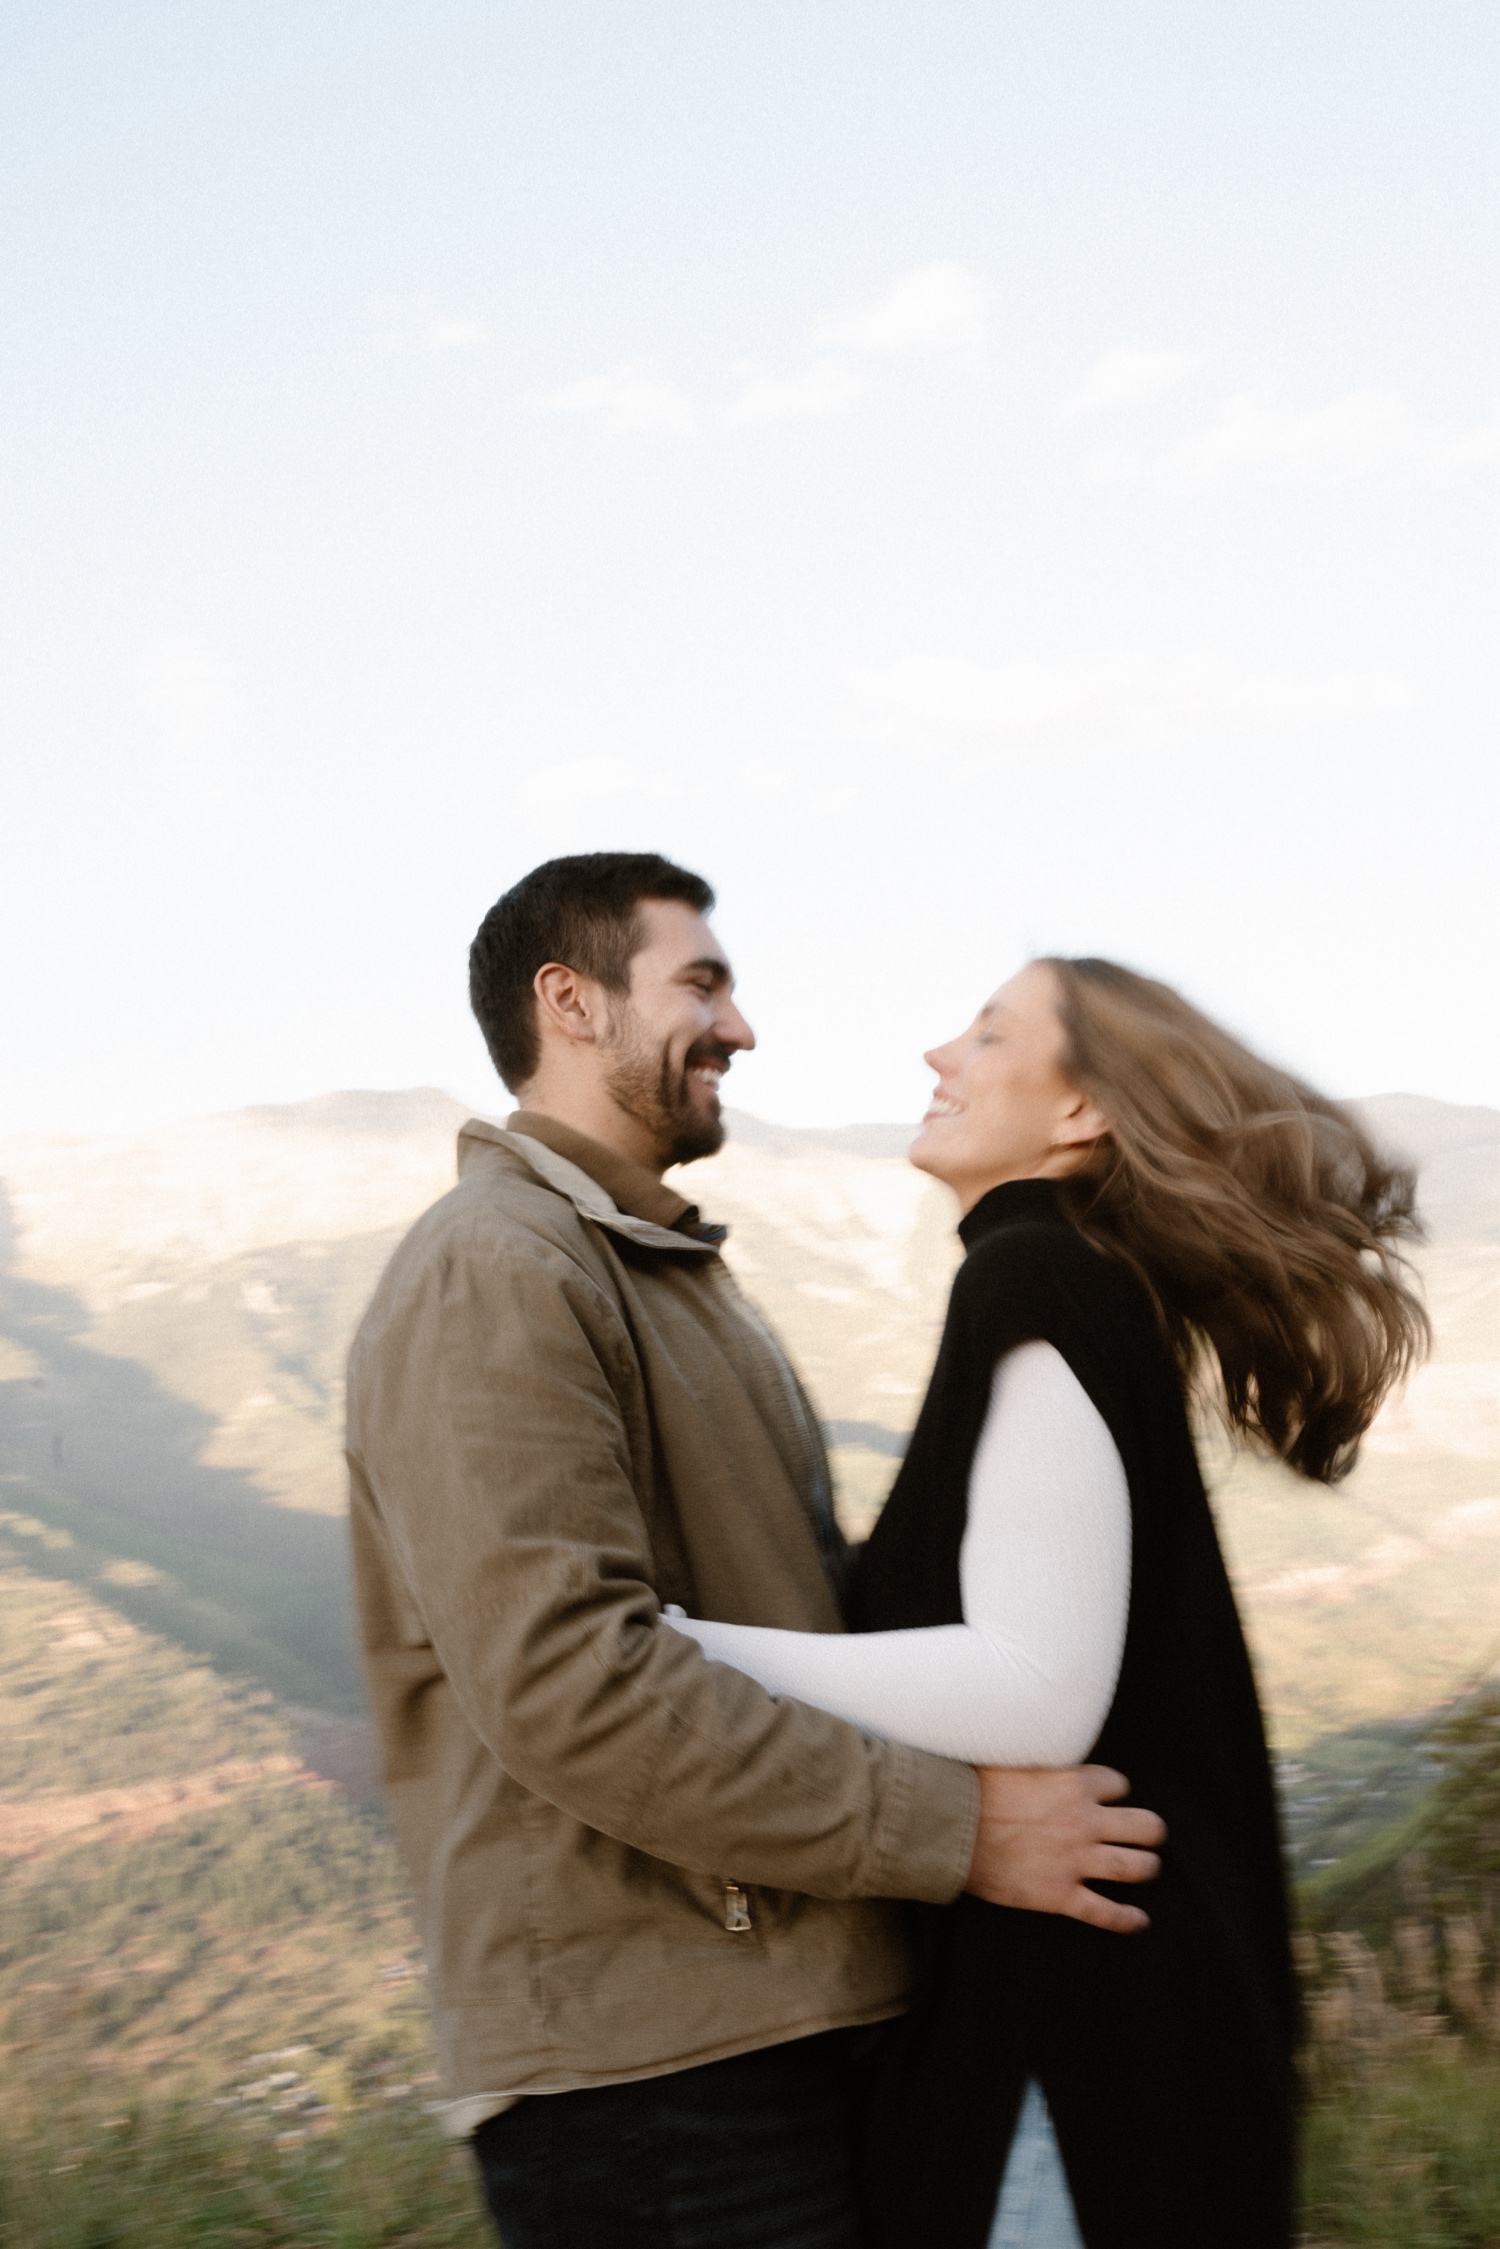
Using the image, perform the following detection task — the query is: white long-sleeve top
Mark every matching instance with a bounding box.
[664,1340,1132,1766]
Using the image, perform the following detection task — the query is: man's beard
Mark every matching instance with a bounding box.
[604,1018,729,1168]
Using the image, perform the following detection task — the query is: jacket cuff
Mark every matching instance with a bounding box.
[867,1747,979,1904]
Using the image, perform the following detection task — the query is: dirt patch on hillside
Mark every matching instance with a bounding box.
[0,1755,328,1859]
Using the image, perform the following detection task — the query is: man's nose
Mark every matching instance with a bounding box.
[718,999,756,1053]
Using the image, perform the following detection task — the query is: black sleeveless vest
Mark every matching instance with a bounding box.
[850,1180,1297,2249]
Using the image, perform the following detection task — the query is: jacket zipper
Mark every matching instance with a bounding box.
[709,1267,844,1589]
[722,1882,753,1932]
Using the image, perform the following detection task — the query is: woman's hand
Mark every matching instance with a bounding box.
[964,1765,1166,1933]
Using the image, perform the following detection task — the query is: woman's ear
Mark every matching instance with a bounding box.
[1054,1093,1110,1153]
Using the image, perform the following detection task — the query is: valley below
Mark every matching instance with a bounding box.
[1,1087,1495,1851]
[0,1087,1497,2244]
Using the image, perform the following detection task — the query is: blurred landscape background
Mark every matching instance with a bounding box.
[3,0,1497,2237]
[1,1091,1497,2242]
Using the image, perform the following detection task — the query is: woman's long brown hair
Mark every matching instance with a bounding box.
[1042,956,1429,1483]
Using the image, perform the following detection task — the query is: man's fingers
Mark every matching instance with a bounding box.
[1090,1846,1161,1887]
[1068,1887,1151,1936]
[1078,1764,1132,1804]
[1077,1770,1168,1848]
[1095,1807,1168,1851]
[963,1763,1167,1928]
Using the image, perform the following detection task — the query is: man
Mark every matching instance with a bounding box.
[347,852,1163,2249]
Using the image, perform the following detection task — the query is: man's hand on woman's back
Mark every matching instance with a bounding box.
[964,1765,1166,1934]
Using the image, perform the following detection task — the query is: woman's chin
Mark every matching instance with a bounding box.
[907,1123,952,1181]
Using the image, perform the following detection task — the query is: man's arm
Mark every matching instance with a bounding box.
[656,1339,1164,1930]
[352,1221,978,1905]
[355,1219,1165,1929]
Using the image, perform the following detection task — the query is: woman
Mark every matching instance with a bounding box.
[667,956,1426,2248]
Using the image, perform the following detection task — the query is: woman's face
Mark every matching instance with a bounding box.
[909,962,1109,1212]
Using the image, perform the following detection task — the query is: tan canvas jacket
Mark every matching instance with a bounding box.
[346,1118,978,2103]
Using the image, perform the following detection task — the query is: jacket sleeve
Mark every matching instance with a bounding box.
[350,1217,978,1906]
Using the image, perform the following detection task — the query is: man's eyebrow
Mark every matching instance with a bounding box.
[679,955,732,985]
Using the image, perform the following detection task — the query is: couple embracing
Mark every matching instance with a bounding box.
[347,852,1424,2249]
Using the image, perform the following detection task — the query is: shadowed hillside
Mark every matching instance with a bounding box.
[0,1092,1497,2244]
[0,1089,1496,1875]
[0,1191,363,1713]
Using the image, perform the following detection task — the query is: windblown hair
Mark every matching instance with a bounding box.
[1042,957,1428,1484]
[470,852,714,1091]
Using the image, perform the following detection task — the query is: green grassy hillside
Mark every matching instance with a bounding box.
[0,1559,489,2245]
[2,1551,1498,2245]
[2,1090,1496,1880]
[1,1088,1498,2243]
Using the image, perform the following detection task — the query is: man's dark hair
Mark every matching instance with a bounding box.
[469,853,716,1091]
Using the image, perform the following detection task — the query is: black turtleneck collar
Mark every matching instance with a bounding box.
[957,1175,1066,1251]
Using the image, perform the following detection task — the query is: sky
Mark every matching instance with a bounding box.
[2,1,1496,1137]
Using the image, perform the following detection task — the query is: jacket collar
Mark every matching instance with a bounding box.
[506,1109,702,1234]
[456,1119,721,1257]
[958,1176,1067,1253]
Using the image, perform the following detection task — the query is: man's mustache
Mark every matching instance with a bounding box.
[682,1039,736,1077]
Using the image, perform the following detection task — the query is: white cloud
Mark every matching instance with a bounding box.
[846,647,1414,757]
[136,639,231,747]
[721,360,867,427]
[422,318,488,355]
[1169,387,1500,479]
[1058,346,1203,419]
[516,757,677,810]
[816,261,991,361]
[531,262,994,446]
[532,362,698,439]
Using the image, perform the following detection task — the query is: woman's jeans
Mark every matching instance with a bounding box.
[471,2025,878,2249]
[988,2081,1086,2249]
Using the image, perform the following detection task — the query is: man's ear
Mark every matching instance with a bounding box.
[532,961,605,1047]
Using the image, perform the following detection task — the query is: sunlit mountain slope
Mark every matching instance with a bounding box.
[0,1089,1494,1843]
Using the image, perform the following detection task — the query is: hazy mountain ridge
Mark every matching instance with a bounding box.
[0,1090,1496,1825]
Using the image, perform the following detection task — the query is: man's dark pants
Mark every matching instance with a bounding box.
[472,2024,882,2249]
